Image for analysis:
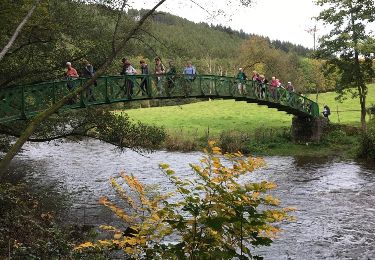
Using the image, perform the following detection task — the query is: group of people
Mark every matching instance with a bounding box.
[65,60,303,104]
[65,60,96,102]
[119,57,197,96]
[64,57,197,98]
[236,69,295,99]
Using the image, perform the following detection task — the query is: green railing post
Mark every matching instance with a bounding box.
[214,76,218,96]
[229,78,232,96]
[20,85,26,120]
[105,77,110,103]
[199,75,203,95]
[146,75,151,98]
[79,79,85,107]
[52,82,56,104]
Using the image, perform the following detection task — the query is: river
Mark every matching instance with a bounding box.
[8,139,375,259]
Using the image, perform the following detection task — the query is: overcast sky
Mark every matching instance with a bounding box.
[129,0,325,48]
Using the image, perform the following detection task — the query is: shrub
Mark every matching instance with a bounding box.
[321,129,354,145]
[75,142,294,259]
[219,130,250,153]
[0,184,72,259]
[358,119,375,159]
[164,132,199,152]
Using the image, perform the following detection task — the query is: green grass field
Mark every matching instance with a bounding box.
[124,83,375,137]
[309,83,375,125]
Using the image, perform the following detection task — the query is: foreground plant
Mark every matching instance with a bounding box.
[75,142,294,259]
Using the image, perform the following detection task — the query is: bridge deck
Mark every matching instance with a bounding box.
[0,74,319,123]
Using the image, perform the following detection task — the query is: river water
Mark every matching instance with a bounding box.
[7,139,375,259]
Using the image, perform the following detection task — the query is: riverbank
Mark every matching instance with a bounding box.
[161,123,361,159]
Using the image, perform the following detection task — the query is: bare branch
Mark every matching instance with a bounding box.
[112,0,128,55]
[0,0,41,62]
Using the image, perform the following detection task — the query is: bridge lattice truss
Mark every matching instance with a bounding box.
[0,74,319,123]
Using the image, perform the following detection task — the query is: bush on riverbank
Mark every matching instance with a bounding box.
[358,119,375,160]
[0,183,105,259]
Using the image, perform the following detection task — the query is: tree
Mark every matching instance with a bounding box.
[237,36,302,89]
[316,0,375,131]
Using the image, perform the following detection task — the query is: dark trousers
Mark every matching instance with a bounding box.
[140,78,148,95]
[124,79,134,97]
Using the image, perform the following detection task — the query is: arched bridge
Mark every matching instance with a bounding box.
[0,74,319,123]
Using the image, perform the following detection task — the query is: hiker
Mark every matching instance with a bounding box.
[81,59,96,101]
[236,68,247,94]
[183,61,197,81]
[139,59,149,95]
[120,58,137,97]
[65,62,79,90]
[269,76,278,99]
[286,81,294,92]
[285,81,294,103]
[258,74,268,99]
[154,57,165,95]
[182,61,197,96]
[323,104,331,120]
[166,60,177,97]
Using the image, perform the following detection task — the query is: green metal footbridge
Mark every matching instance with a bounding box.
[0,74,319,123]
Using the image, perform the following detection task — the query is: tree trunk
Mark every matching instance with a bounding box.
[359,89,367,132]
[351,11,367,132]
[355,51,367,132]
[0,0,41,62]
[0,0,167,177]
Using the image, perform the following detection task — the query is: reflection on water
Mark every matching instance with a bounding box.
[8,139,375,259]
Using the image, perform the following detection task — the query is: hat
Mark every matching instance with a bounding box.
[66,62,71,66]
[239,67,243,70]
[287,82,291,84]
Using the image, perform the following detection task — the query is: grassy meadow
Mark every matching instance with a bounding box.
[120,83,375,157]
[309,83,375,125]
[125,83,375,136]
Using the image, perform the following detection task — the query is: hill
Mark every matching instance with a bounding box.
[0,1,312,88]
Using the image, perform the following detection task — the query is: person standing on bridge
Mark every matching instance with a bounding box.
[258,74,268,99]
[154,57,165,95]
[65,62,79,91]
[183,61,197,96]
[236,68,247,95]
[166,60,177,97]
[285,81,294,103]
[183,61,197,81]
[139,60,149,96]
[121,58,137,98]
[286,81,294,92]
[251,70,260,97]
[270,76,278,100]
[81,59,96,102]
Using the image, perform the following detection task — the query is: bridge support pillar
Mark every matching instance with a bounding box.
[292,116,328,143]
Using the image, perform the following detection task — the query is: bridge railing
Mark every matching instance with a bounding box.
[0,74,319,123]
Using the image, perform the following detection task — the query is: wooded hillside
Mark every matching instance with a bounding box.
[1,0,335,92]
